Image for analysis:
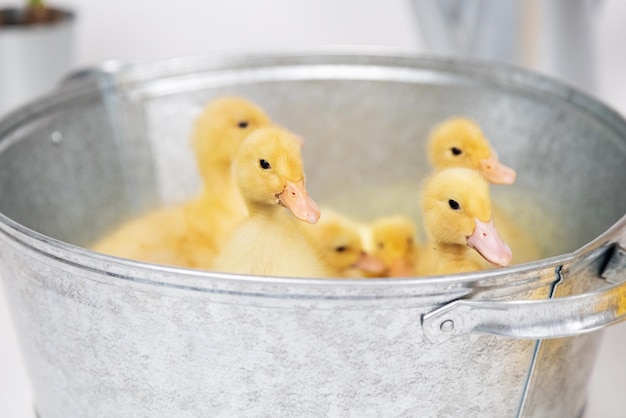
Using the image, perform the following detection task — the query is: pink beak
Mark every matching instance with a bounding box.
[353,251,387,275]
[479,155,517,185]
[278,180,320,224]
[467,218,513,267]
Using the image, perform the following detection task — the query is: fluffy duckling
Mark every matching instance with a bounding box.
[301,208,386,278]
[366,215,420,277]
[417,168,512,275]
[192,96,273,195]
[91,96,272,268]
[212,126,329,278]
[427,117,540,264]
[427,117,516,185]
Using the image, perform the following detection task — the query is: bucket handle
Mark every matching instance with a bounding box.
[422,244,626,342]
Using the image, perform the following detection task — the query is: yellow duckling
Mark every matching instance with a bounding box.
[427,117,516,185]
[212,126,329,278]
[91,96,272,268]
[427,116,540,264]
[301,208,386,278]
[366,215,420,277]
[417,168,513,275]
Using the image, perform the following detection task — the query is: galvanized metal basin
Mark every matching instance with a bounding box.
[0,51,624,418]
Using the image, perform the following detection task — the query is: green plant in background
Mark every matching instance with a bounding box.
[0,0,62,26]
[25,0,62,24]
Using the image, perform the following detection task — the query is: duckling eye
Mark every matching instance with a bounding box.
[238,121,249,129]
[448,199,461,210]
[407,237,414,247]
[378,242,384,250]
[335,245,348,253]
[451,147,462,156]
[259,159,271,169]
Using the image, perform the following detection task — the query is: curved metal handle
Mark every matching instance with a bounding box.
[422,245,626,342]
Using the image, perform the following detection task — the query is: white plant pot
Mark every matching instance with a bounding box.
[0,8,74,116]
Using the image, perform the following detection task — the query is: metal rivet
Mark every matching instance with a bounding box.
[50,131,63,144]
[440,319,455,333]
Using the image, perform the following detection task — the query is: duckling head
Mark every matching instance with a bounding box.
[370,215,418,276]
[233,126,320,224]
[304,212,386,275]
[427,117,516,185]
[421,168,512,267]
[192,96,272,181]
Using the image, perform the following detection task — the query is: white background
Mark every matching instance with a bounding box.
[1,1,626,417]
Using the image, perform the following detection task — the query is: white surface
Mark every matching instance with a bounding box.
[1,1,626,417]
[0,15,74,116]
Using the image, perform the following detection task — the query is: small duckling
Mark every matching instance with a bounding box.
[91,96,272,268]
[427,117,516,185]
[192,96,273,194]
[301,208,386,278]
[417,168,512,275]
[212,126,329,278]
[367,215,420,277]
[427,116,540,264]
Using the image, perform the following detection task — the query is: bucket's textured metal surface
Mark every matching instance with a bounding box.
[0,52,625,417]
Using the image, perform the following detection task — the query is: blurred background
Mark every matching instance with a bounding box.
[1,0,625,417]
[1,0,626,114]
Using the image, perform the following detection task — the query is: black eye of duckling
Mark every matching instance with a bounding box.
[259,159,271,169]
[451,147,462,156]
[238,121,249,128]
[448,199,461,210]
[335,245,348,253]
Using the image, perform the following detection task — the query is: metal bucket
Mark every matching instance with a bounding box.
[0,51,624,418]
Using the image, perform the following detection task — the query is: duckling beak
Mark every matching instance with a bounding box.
[467,218,513,267]
[353,251,387,275]
[478,155,517,185]
[278,180,320,224]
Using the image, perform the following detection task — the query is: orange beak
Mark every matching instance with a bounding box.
[479,155,517,185]
[278,180,320,224]
[353,251,387,275]
[467,218,512,267]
